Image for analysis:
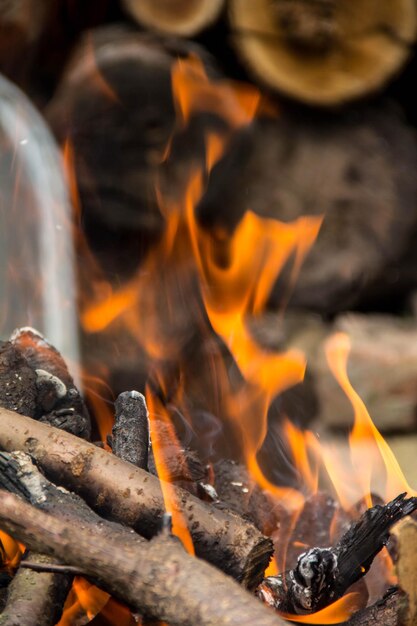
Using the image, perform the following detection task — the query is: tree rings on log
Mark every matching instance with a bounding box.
[228,0,417,106]
[122,0,225,37]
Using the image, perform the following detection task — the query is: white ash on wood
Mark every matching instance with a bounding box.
[0,327,92,626]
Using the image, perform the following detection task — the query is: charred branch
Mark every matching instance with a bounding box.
[257,494,417,615]
[9,328,91,440]
[147,419,207,488]
[110,391,150,470]
[346,588,399,626]
[212,460,281,536]
[0,407,272,589]
[0,453,285,626]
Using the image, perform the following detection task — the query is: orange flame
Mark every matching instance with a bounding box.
[58,578,110,626]
[73,53,416,626]
[172,55,260,128]
[0,531,23,572]
[283,593,362,624]
[146,386,195,554]
[323,332,415,506]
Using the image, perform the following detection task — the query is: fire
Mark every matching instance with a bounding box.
[283,593,362,624]
[61,52,415,625]
[322,332,415,507]
[58,578,110,626]
[0,531,23,572]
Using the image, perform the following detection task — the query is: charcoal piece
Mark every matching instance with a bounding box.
[111,391,150,469]
[346,588,399,626]
[10,327,91,439]
[285,493,339,569]
[0,341,37,418]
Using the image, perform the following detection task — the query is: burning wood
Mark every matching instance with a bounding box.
[346,589,399,626]
[257,494,417,615]
[0,453,285,626]
[0,406,272,590]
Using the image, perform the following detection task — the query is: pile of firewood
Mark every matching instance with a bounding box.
[0,328,415,626]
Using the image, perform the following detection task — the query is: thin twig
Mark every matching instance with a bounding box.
[20,562,86,577]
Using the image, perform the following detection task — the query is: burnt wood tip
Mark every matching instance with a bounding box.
[258,493,417,615]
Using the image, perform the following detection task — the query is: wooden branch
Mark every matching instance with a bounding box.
[122,0,225,36]
[257,494,417,615]
[0,484,285,626]
[0,552,72,626]
[0,407,272,589]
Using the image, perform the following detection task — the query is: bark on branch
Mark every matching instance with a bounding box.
[0,407,272,589]
[0,486,285,626]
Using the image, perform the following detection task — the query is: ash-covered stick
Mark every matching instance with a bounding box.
[111,391,150,470]
[257,493,417,615]
[9,327,91,440]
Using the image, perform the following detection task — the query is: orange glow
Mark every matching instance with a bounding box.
[58,578,110,626]
[146,388,195,554]
[283,593,362,624]
[283,420,320,495]
[324,333,416,505]
[0,531,23,571]
[172,55,260,128]
[83,33,121,106]
[81,372,115,442]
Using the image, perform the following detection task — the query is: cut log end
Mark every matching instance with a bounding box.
[228,0,417,105]
[122,0,225,37]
